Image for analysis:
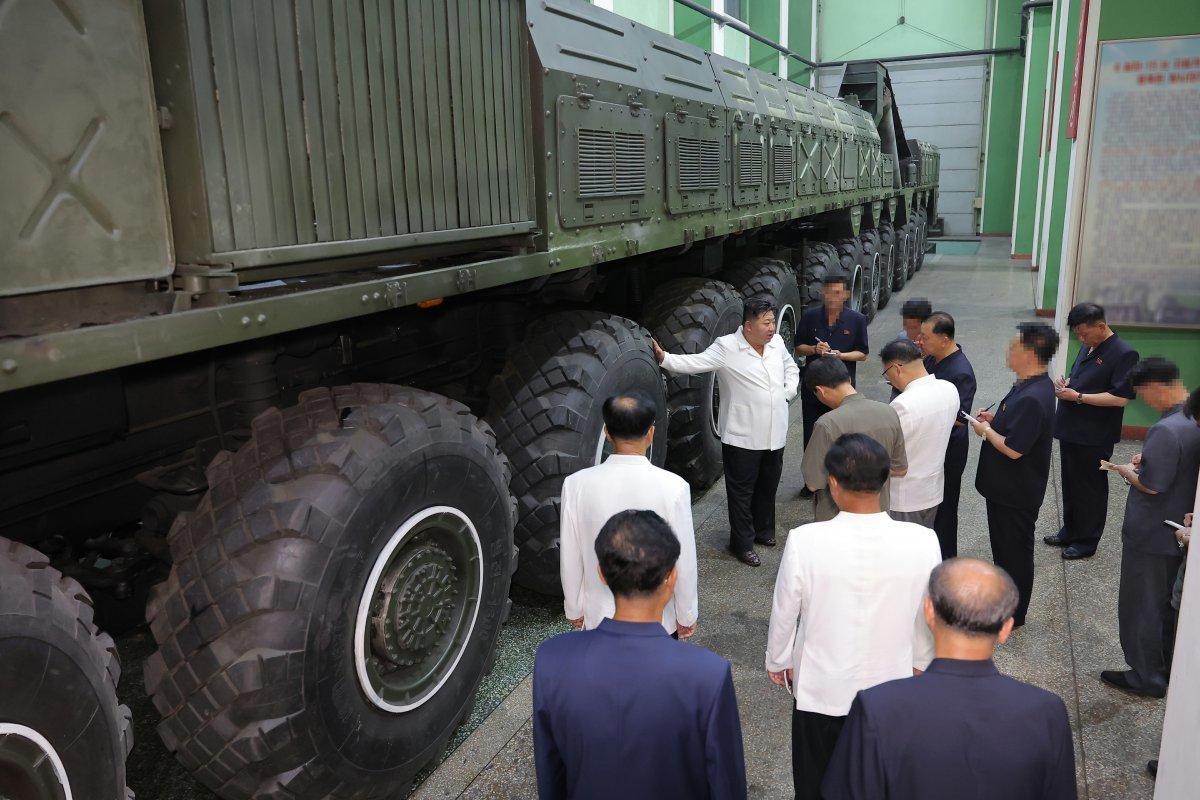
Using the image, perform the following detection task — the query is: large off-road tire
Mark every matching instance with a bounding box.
[799,241,839,308]
[877,223,896,309]
[487,311,668,595]
[718,257,802,354]
[643,279,743,490]
[858,228,881,323]
[890,221,909,291]
[915,208,928,271]
[831,238,865,314]
[0,538,133,800]
[144,385,515,800]
[903,219,919,279]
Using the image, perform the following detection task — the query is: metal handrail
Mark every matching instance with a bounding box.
[673,0,1024,70]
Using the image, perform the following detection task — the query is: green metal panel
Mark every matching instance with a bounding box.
[769,129,796,202]
[665,112,729,214]
[0,0,171,296]
[796,131,822,197]
[556,98,655,227]
[149,0,534,268]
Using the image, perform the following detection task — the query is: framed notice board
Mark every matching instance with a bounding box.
[1074,35,1200,328]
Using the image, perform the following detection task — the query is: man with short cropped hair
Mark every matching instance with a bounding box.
[794,274,869,454]
[1102,358,1200,699]
[559,391,698,637]
[919,311,978,557]
[882,337,960,529]
[654,297,799,567]
[767,434,939,799]
[800,358,907,522]
[1045,302,1139,559]
[900,297,932,342]
[534,510,747,800]
[821,558,1077,800]
[971,322,1060,628]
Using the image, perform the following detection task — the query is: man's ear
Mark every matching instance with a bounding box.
[596,564,608,587]
[995,616,1016,645]
[923,596,937,633]
[603,426,614,444]
[663,566,678,594]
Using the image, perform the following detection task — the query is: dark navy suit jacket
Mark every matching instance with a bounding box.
[532,619,747,800]
[821,658,1077,800]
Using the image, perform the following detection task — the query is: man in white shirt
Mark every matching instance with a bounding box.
[653,298,800,567]
[881,337,961,528]
[559,391,698,637]
[766,433,941,800]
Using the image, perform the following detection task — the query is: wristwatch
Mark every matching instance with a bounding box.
[1074,393,1084,405]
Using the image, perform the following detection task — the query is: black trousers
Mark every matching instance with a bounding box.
[1058,440,1115,549]
[800,388,828,448]
[932,434,969,559]
[792,708,846,800]
[1118,542,1182,692]
[722,444,785,552]
[986,500,1039,626]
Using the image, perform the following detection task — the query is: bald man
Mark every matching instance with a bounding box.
[822,558,1077,800]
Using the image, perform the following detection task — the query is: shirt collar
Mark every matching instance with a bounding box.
[601,454,650,465]
[840,391,866,405]
[906,374,936,389]
[596,618,670,637]
[1163,402,1185,419]
[924,658,1000,677]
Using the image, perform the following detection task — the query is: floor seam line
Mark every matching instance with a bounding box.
[1054,450,1091,799]
[453,708,533,799]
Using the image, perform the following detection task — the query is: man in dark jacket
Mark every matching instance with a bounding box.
[533,510,747,800]
[822,558,1077,800]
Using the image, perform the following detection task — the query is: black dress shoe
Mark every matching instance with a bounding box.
[754,535,777,547]
[798,486,814,499]
[1062,544,1097,560]
[728,547,761,567]
[1043,533,1068,546]
[1147,759,1158,779]
[1100,669,1166,698]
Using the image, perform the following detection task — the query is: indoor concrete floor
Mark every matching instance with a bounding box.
[120,238,1164,799]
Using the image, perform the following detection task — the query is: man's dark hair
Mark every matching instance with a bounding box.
[1016,322,1060,365]
[925,311,955,338]
[1066,302,1106,328]
[594,510,680,597]
[824,433,889,494]
[822,273,851,291]
[743,296,777,324]
[928,558,1019,637]
[1128,357,1180,389]
[1186,385,1200,421]
[602,391,658,440]
[901,297,932,321]
[880,337,922,365]
[803,355,851,393]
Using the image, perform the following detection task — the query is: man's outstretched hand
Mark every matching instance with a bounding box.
[651,338,666,364]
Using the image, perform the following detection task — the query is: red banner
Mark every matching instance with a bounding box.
[1066,0,1091,139]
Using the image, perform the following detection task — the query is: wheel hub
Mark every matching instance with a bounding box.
[370,543,459,668]
[0,725,72,800]
[354,507,483,712]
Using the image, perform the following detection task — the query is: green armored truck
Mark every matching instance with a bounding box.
[0,1,938,798]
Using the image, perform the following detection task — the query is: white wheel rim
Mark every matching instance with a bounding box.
[353,505,483,713]
[0,723,73,800]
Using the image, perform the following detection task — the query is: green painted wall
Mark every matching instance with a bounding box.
[612,0,671,32]
[675,0,712,49]
[820,0,986,60]
[980,0,1025,234]
[748,0,782,73]
[1011,6,1052,255]
[1038,0,1080,312]
[1044,0,1200,428]
[788,0,814,84]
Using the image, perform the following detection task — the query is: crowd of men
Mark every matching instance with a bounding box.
[532,286,1200,799]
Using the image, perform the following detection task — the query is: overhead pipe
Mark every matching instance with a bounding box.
[1020,1,1054,57]
[673,0,819,69]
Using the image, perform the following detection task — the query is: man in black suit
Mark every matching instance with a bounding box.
[533,510,747,800]
[822,557,1077,800]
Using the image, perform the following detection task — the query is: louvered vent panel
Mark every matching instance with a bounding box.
[773,144,794,184]
[578,129,646,198]
[738,141,764,187]
[678,137,722,192]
